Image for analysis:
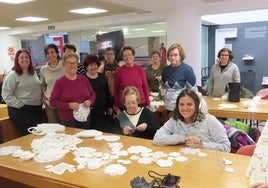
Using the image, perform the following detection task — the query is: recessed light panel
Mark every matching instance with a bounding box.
[0,0,34,4]
[0,26,10,30]
[131,28,146,31]
[70,7,107,15]
[15,17,49,22]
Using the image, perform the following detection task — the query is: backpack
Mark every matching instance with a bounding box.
[224,125,255,153]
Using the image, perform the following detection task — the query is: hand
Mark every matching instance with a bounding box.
[42,95,48,104]
[123,126,133,135]
[69,102,79,110]
[185,136,203,148]
[136,123,147,132]
[107,108,113,116]
[83,100,91,108]
[130,176,155,188]
[155,75,162,82]
[114,106,121,115]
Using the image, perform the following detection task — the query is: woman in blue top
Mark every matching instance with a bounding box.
[160,43,197,112]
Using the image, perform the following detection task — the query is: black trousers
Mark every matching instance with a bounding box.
[8,105,42,136]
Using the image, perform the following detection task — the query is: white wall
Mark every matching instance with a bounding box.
[0,30,21,75]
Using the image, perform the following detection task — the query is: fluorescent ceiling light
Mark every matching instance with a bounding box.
[202,9,268,25]
[110,26,124,29]
[154,22,166,25]
[15,17,48,22]
[70,7,107,15]
[152,30,165,33]
[123,28,128,33]
[131,28,146,31]
[0,0,34,4]
[0,26,10,30]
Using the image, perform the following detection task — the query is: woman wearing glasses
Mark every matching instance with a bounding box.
[116,86,158,139]
[114,46,150,111]
[160,43,197,114]
[50,52,95,129]
[207,48,240,97]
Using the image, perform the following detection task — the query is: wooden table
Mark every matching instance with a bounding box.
[0,127,251,188]
[203,96,268,120]
[0,104,8,119]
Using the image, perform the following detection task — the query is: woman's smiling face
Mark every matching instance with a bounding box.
[178,95,196,123]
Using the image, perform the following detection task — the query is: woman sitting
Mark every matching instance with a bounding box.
[116,86,158,139]
[153,89,231,152]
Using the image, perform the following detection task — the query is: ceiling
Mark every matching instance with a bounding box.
[0,0,141,28]
[2,0,268,40]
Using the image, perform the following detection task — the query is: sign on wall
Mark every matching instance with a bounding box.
[7,46,15,61]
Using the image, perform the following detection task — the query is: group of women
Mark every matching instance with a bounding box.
[2,43,236,153]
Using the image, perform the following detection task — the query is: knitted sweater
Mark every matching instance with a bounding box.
[160,63,197,111]
[50,75,95,121]
[114,64,150,108]
[40,61,65,99]
[2,70,42,108]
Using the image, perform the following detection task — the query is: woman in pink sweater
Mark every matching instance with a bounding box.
[50,52,95,129]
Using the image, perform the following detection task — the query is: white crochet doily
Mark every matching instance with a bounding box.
[73,104,90,122]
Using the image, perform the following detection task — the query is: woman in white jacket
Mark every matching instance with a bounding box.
[153,89,231,152]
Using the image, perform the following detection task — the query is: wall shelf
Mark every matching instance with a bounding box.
[242,55,254,61]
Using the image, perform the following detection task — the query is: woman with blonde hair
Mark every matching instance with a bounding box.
[160,43,197,113]
[50,52,95,129]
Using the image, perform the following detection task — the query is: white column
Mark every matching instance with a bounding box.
[166,4,202,85]
[68,31,81,54]
[0,30,21,74]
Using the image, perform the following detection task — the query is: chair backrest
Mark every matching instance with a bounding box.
[236,145,256,156]
[256,88,268,99]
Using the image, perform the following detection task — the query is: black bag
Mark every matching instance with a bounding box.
[228,82,240,102]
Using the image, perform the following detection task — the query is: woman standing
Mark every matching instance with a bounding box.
[40,44,65,123]
[116,86,158,139]
[2,49,42,135]
[114,46,150,110]
[160,43,197,112]
[50,52,95,129]
[153,89,230,152]
[145,50,165,93]
[83,54,114,132]
[208,48,240,97]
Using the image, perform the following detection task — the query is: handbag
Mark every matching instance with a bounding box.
[228,82,240,102]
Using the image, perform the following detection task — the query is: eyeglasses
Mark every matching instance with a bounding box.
[125,100,138,106]
[66,61,78,66]
[220,54,229,57]
[169,53,180,58]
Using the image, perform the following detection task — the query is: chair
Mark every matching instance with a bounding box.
[236,145,256,156]
[256,88,268,100]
